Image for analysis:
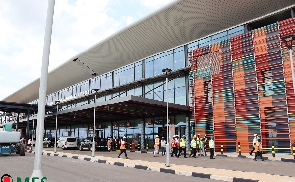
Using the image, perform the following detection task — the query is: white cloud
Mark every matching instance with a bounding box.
[0,0,125,100]
[124,16,134,25]
[0,0,169,100]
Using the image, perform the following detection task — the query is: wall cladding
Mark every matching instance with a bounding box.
[189,18,295,152]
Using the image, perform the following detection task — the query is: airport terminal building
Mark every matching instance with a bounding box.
[3,0,295,152]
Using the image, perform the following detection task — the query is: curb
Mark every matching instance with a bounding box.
[34,151,268,182]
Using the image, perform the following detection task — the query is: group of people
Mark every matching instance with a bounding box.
[153,134,215,159]
[113,133,263,161]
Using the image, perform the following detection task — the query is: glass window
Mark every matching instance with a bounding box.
[162,50,173,70]
[175,77,185,88]
[145,57,153,78]
[127,88,134,96]
[106,94,111,101]
[90,77,100,90]
[153,82,164,101]
[114,70,120,87]
[175,86,186,105]
[101,73,112,91]
[144,83,153,100]
[188,41,198,52]
[119,67,127,86]
[199,37,211,47]
[212,31,227,44]
[135,61,142,81]
[173,46,185,70]
[228,25,244,39]
[134,87,142,96]
[126,64,134,84]
[73,84,78,97]
[153,54,164,77]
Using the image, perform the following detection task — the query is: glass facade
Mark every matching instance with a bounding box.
[32,16,295,152]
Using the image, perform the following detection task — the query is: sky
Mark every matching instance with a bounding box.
[0,0,175,101]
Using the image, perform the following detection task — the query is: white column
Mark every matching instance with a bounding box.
[31,0,55,180]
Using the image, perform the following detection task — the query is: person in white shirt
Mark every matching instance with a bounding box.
[160,137,166,156]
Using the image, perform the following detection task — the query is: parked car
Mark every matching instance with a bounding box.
[57,137,78,150]
[79,138,91,151]
[90,138,108,151]
[43,138,54,148]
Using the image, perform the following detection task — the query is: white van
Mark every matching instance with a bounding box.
[58,137,78,150]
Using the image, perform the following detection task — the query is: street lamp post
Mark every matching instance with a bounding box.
[31,0,55,179]
[92,89,99,157]
[54,100,60,153]
[162,68,172,167]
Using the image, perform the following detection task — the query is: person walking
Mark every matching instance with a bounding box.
[107,138,111,152]
[250,134,259,156]
[203,135,207,156]
[153,135,160,157]
[160,137,166,156]
[118,136,129,159]
[189,135,197,158]
[178,135,187,158]
[197,134,201,156]
[209,136,215,159]
[200,138,205,156]
[253,139,264,161]
[171,136,178,157]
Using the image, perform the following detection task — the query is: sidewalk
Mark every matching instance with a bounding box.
[39,148,295,182]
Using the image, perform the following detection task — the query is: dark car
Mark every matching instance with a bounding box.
[90,138,108,151]
[79,138,92,151]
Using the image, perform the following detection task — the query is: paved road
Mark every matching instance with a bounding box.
[0,153,220,182]
[45,147,295,177]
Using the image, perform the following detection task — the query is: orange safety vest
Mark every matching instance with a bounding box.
[120,140,126,149]
[154,138,160,146]
[171,139,176,148]
[254,142,262,152]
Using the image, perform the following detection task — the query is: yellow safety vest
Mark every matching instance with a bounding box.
[190,139,196,147]
[180,139,186,148]
[209,139,214,148]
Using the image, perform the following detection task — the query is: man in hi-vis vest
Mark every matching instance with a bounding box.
[209,136,215,159]
[189,135,197,158]
[253,139,264,161]
[250,134,259,156]
[154,135,160,157]
[118,136,129,159]
[178,135,187,158]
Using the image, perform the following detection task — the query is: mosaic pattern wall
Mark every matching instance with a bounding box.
[189,18,295,152]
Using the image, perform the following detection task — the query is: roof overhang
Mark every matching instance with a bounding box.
[16,95,190,128]
[0,101,55,114]
[4,0,295,103]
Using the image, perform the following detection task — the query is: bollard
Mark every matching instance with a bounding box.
[146,143,149,151]
[138,143,140,151]
[238,142,241,156]
[130,143,132,151]
[116,143,118,150]
[292,142,295,159]
[221,142,224,155]
[272,143,275,157]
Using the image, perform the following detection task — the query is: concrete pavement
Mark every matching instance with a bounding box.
[0,154,218,182]
[40,148,295,182]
